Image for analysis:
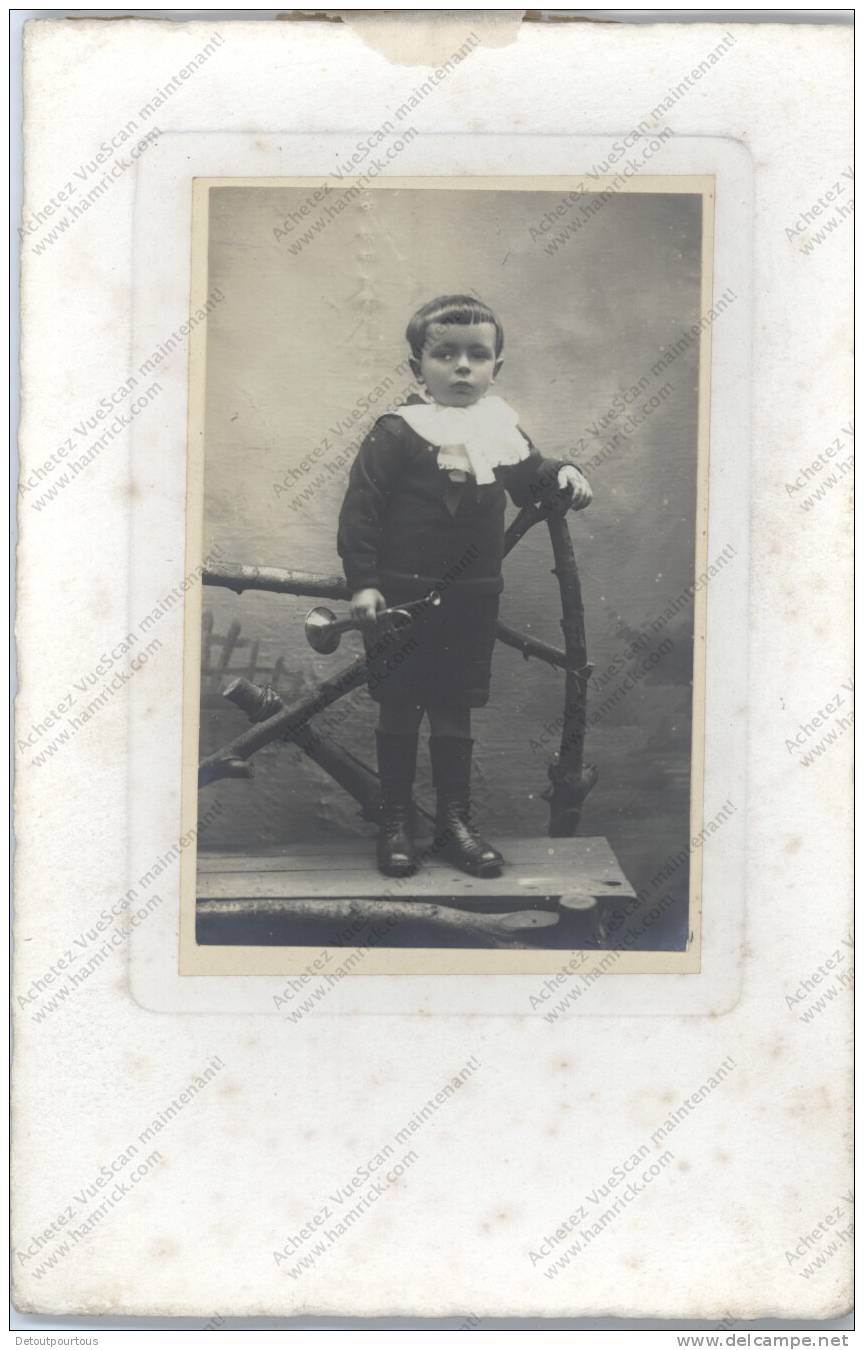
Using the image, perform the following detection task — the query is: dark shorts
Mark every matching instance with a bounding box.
[364,581,500,709]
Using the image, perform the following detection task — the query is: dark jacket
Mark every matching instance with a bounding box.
[337,411,575,596]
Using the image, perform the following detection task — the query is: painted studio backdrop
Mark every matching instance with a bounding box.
[196,182,708,950]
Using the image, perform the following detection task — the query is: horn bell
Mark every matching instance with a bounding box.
[304,605,344,654]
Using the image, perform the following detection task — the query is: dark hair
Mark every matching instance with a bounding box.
[406,294,504,359]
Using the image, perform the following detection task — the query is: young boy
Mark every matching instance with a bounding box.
[337,295,592,879]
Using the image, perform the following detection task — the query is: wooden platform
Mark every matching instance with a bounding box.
[197,836,636,949]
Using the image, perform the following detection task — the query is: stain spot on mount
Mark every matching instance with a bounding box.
[150,1238,180,1261]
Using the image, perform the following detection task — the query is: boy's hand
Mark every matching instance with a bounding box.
[557,465,593,511]
[350,588,387,630]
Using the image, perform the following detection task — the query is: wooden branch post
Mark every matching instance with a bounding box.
[198,657,368,787]
[503,503,547,558]
[495,620,574,674]
[197,896,558,948]
[222,677,381,820]
[545,511,598,836]
[204,562,348,601]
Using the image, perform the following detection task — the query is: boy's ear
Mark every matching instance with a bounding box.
[409,356,423,382]
[492,358,504,381]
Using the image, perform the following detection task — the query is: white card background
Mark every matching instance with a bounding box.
[15,16,851,1319]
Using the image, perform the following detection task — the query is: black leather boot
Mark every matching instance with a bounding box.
[375,732,418,878]
[429,736,504,878]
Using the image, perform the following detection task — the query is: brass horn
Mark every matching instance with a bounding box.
[304,590,441,655]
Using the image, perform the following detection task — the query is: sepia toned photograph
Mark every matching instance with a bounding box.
[183,175,717,972]
[14,11,851,1328]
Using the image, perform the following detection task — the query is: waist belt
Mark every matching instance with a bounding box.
[379,569,503,598]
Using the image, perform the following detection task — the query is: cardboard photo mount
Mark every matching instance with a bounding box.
[124,138,751,1007]
[15,18,851,1320]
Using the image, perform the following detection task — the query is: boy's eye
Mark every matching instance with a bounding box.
[429,348,491,361]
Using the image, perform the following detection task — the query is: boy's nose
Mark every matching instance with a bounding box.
[455,355,471,373]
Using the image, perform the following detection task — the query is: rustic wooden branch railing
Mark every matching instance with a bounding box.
[196,896,559,946]
[199,500,597,835]
[198,656,368,787]
[545,513,599,835]
[203,563,349,600]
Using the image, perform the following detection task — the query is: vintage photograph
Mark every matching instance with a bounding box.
[15,11,851,1327]
[185,175,715,965]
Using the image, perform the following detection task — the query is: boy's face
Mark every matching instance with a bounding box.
[412,321,503,407]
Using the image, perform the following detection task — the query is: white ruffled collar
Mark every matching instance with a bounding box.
[393,395,530,485]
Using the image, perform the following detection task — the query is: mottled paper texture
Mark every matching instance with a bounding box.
[15,16,851,1319]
